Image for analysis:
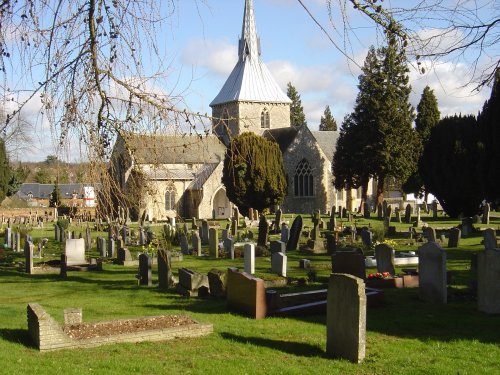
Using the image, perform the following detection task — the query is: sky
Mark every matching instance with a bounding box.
[6,0,494,162]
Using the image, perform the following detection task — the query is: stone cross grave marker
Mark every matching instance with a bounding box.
[418,242,447,303]
[326,273,366,363]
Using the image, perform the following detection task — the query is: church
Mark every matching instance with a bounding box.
[111,0,375,221]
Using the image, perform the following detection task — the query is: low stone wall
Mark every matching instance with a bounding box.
[27,303,213,352]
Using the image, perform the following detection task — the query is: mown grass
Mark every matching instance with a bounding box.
[1,213,499,374]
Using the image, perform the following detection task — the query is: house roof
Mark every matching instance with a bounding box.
[310,130,339,161]
[16,183,98,199]
[209,0,291,106]
[262,127,298,153]
[122,133,226,165]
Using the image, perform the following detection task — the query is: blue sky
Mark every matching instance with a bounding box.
[7,0,493,161]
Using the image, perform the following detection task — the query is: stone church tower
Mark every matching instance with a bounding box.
[210,0,291,143]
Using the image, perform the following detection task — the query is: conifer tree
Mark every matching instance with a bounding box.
[319,105,338,131]
[222,132,287,217]
[0,138,10,203]
[49,180,62,208]
[287,82,307,128]
[478,68,500,204]
[403,86,440,197]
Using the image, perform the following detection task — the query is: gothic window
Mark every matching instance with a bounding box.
[165,183,176,211]
[260,108,270,128]
[294,159,314,197]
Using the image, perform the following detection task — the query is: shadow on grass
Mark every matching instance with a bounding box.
[220,332,325,358]
[0,328,35,349]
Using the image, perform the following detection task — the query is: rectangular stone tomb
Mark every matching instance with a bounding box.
[176,268,209,297]
[266,286,384,317]
[226,268,267,319]
[27,303,212,352]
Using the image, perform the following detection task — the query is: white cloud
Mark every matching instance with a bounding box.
[181,38,237,77]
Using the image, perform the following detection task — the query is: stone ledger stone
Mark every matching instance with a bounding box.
[326,273,366,363]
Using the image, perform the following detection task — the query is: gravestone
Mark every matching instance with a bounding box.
[138,253,152,286]
[65,239,86,266]
[4,227,11,248]
[306,220,325,253]
[24,240,34,274]
[280,223,290,243]
[116,248,133,265]
[482,203,490,225]
[414,207,422,227]
[483,228,498,250]
[139,227,145,246]
[226,267,267,319]
[121,226,128,245]
[224,237,235,259]
[418,242,447,303]
[448,228,461,248]
[208,269,227,298]
[231,218,237,237]
[331,251,366,280]
[461,217,474,237]
[274,209,282,232]
[329,206,337,230]
[257,215,269,247]
[286,215,303,252]
[84,227,91,252]
[201,220,209,245]
[192,232,202,256]
[270,240,286,254]
[180,233,190,255]
[477,248,500,313]
[395,207,401,223]
[54,224,59,241]
[157,249,174,290]
[15,231,21,252]
[248,208,254,221]
[363,203,370,219]
[326,273,366,363]
[424,226,436,242]
[177,268,209,296]
[221,229,229,242]
[271,252,287,277]
[209,228,218,258]
[404,204,412,224]
[360,228,372,248]
[98,237,107,257]
[244,243,255,275]
[107,239,115,258]
[432,200,438,218]
[374,243,395,275]
[299,259,311,269]
[325,233,337,254]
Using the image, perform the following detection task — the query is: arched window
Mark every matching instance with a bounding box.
[165,183,176,210]
[260,108,270,128]
[294,159,314,197]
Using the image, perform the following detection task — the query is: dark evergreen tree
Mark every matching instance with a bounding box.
[478,68,500,204]
[7,164,29,196]
[403,86,440,197]
[222,132,287,217]
[0,138,10,203]
[319,105,337,131]
[419,115,482,217]
[287,82,307,128]
[49,179,62,208]
[416,86,441,143]
[371,33,420,204]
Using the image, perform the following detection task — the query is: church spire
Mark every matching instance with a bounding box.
[239,0,261,61]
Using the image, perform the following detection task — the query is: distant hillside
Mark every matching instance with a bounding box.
[14,159,93,184]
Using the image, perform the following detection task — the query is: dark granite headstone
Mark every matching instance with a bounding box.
[286,215,303,252]
[138,253,152,286]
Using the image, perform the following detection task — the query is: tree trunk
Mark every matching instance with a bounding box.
[376,176,385,206]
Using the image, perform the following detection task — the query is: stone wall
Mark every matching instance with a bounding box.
[27,303,213,352]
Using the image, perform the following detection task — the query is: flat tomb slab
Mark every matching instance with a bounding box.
[27,303,213,352]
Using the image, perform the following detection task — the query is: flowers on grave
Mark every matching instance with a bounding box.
[367,272,391,279]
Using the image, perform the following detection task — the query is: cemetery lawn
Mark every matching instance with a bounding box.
[1,214,500,374]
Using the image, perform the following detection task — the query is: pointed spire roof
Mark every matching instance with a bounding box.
[210,0,291,107]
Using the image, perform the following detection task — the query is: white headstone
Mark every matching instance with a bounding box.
[271,252,287,277]
[65,238,86,266]
[244,243,255,275]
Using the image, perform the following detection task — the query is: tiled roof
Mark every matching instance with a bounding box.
[262,127,298,153]
[310,130,339,161]
[122,133,226,165]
